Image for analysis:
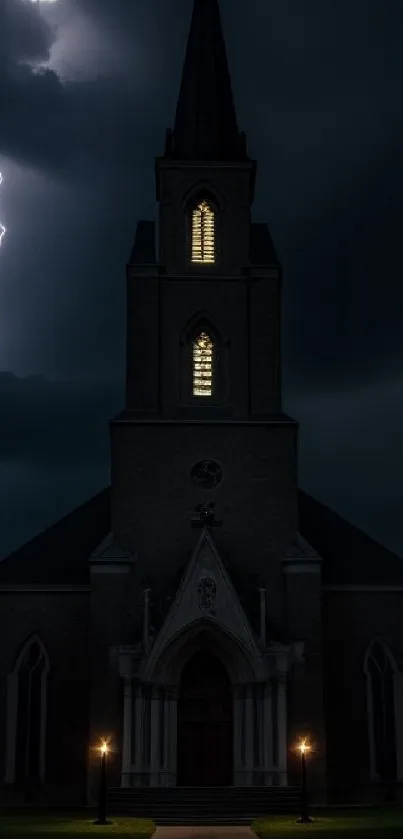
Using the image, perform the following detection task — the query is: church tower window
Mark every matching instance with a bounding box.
[191,201,216,264]
[193,331,214,396]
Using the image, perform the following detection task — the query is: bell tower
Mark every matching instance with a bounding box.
[156,0,255,279]
[126,0,283,420]
[111,0,299,622]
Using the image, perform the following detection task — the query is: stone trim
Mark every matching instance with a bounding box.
[0,585,91,592]
[143,528,264,685]
[111,417,297,426]
[4,672,18,783]
[90,565,131,574]
[121,678,133,787]
[283,562,322,574]
[363,639,403,783]
[323,585,403,592]
[5,635,49,784]
[119,675,288,788]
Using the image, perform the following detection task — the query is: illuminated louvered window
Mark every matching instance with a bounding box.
[191,201,215,264]
[193,331,214,397]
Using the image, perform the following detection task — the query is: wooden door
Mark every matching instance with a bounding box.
[177,650,233,786]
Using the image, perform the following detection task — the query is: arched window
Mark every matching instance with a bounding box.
[5,636,49,787]
[193,331,215,397]
[180,312,228,407]
[364,639,397,784]
[191,200,216,264]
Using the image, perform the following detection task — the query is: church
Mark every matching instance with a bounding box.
[1,0,403,812]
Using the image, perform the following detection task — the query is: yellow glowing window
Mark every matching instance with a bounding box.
[193,332,214,397]
[191,201,215,264]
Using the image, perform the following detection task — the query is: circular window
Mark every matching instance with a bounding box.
[191,460,222,489]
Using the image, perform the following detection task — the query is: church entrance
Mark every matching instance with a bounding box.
[177,650,233,786]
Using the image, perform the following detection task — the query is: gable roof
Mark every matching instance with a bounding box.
[143,527,264,683]
[299,490,403,585]
[0,487,402,588]
[0,489,109,585]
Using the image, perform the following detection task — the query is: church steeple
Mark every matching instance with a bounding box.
[166,0,246,161]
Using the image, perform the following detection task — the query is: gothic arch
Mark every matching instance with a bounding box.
[144,618,259,686]
[363,637,398,783]
[182,182,225,214]
[363,637,398,675]
[180,310,228,348]
[184,186,223,267]
[179,311,229,405]
[5,634,49,786]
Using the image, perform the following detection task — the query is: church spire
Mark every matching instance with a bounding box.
[167,0,246,161]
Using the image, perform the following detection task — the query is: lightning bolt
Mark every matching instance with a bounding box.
[0,172,6,248]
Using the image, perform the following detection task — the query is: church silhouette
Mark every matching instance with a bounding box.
[1,0,402,816]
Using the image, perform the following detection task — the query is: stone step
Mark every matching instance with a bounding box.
[108,787,299,797]
[107,786,301,819]
[108,803,300,809]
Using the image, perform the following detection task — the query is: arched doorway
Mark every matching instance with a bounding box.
[177,650,233,786]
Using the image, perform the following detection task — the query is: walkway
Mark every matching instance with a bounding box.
[153,828,257,839]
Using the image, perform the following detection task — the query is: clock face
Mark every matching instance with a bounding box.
[191,460,222,489]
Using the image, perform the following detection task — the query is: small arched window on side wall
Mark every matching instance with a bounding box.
[190,200,216,265]
[5,635,49,789]
[364,638,398,786]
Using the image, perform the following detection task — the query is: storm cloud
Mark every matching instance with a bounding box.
[0,0,402,560]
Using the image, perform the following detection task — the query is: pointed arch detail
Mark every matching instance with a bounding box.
[144,617,259,686]
[180,310,227,348]
[182,182,224,214]
[5,634,49,786]
[13,633,50,675]
[363,637,398,676]
[364,637,398,784]
[184,185,223,268]
[179,311,228,404]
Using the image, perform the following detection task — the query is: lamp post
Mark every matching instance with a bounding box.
[297,738,312,824]
[94,740,111,826]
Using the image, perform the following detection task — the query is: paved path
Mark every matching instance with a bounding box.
[152,827,257,839]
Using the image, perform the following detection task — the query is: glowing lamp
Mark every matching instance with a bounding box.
[298,738,311,756]
[93,739,111,826]
[296,736,313,824]
[99,740,109,757]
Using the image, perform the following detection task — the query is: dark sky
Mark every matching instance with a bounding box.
[0,0,402,560]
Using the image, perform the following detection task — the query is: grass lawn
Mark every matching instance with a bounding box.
[252,807,403,838]
[0,813,155,838]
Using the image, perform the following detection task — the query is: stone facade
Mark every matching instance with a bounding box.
[0,0,403,812]
[323,590,403,803]
[0,592,90,805]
